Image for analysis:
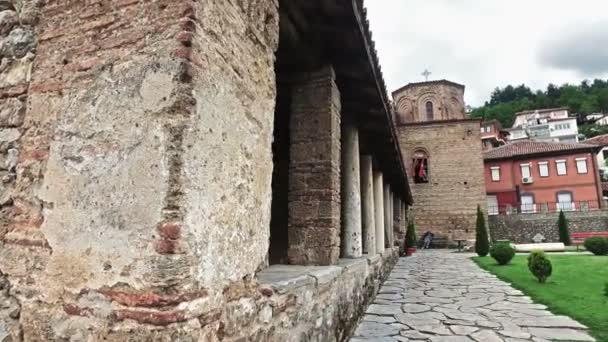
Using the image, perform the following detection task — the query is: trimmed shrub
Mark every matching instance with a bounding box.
[584,237,608,256]
[528,250,552,283]
[490,243,515,265]
[475,205,490,257]
[405,221,417,248]
[557,210,571,246]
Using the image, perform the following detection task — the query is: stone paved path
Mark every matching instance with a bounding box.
[351,250,595,342]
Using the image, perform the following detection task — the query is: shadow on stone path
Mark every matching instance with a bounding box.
[351,250,595,342]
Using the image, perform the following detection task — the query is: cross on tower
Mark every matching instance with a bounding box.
[421,69,432,82]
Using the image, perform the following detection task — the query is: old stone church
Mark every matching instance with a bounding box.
[0,0,415,341]
[392,80,486,244]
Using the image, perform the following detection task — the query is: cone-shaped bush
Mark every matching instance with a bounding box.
[405,221,417,248]
[558,210,571,246]
[475,205,489,257]
[528,250,552,283]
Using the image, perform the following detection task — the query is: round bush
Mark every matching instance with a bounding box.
[490,243,515,265]
[527,250,552,283]
[583,237,608,255]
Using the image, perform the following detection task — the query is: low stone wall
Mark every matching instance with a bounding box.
[255,248,399,341]
[35,248,398,341]
[489,210,608,244]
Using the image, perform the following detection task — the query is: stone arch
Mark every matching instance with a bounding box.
[395,96,414,123]
[449,96,463,118]
[417,93,439,121]
[411,148,430,184]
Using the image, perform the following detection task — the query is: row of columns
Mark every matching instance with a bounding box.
[342,123,407,258]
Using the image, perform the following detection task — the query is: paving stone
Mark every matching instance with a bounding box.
[363,315,397,324]
[411,323,452,336]
[367,304,404,316]
[449,325,479,335]
[399,330,436,340]
[353,321,401,338]
[353,251,591,342]
[528,328,595,341]
[512,316,587,329]
[402,303,431,313]
[471,329,504,342]
[498,330,531,339]
[430,337,475,342]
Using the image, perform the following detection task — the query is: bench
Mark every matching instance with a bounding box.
[572,232,608,250]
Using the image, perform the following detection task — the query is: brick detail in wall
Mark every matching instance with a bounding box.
[397,121,487,242]
[489,210,608,244]
[287,66,342,266]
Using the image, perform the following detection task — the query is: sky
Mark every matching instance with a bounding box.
[365,0,608,107]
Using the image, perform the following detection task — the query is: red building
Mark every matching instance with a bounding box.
[483,141,604,214]
[480,120,509,151]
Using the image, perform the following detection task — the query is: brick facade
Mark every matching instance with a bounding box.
[0,1,410,340]
[395,120,487,242]
[288,67,342,265]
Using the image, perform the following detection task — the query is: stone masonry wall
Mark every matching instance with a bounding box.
[288,67,342,266]
[396,120,487,242]
[0,1,399,340]
[489,210,608,244]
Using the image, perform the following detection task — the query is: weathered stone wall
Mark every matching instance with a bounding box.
[489,211,608,243]
[393,82,466,124]
[396,120,487,242]
[0,1,401,340]
[288,67,342,266]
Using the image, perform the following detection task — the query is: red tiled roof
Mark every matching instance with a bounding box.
[583,134,608,147]
[483,140,598,160]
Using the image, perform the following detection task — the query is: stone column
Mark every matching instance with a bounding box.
[373,171,385,253]
[383,183,391,249]
[341,124,362,258]
[360,155,376,255]
[288,66,341,266]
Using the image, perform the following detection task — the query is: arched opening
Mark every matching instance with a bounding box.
[412,149,429,184]
[426,101,434,121]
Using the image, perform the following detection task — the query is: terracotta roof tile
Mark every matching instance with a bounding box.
[583,134,608,147]
[483,140,598,160]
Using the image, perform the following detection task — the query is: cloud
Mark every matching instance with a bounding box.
[364,1,608,107]
[539,21,608,75]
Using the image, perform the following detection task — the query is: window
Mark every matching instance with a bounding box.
[412,150,429,184]
[426,101,434,121]
[557,192,574,211]
[520,194,536,213]
[576,158,588,174]
[538,162,549,177]
[487,195,498,216]
[490,166,500,181]
[556,160,567,175]
[520,163,531,179]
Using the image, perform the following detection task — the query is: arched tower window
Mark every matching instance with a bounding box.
[426,101,434,121]
[412,150,429,184]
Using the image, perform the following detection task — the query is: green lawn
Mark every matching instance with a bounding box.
[473,255,608,341]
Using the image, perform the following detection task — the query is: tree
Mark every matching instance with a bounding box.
[405,221,417,248]
[475,205,490,257]
[558,210,571,246]
[470,79,608,127]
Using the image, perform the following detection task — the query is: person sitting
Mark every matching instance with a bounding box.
[422,231,434,249]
